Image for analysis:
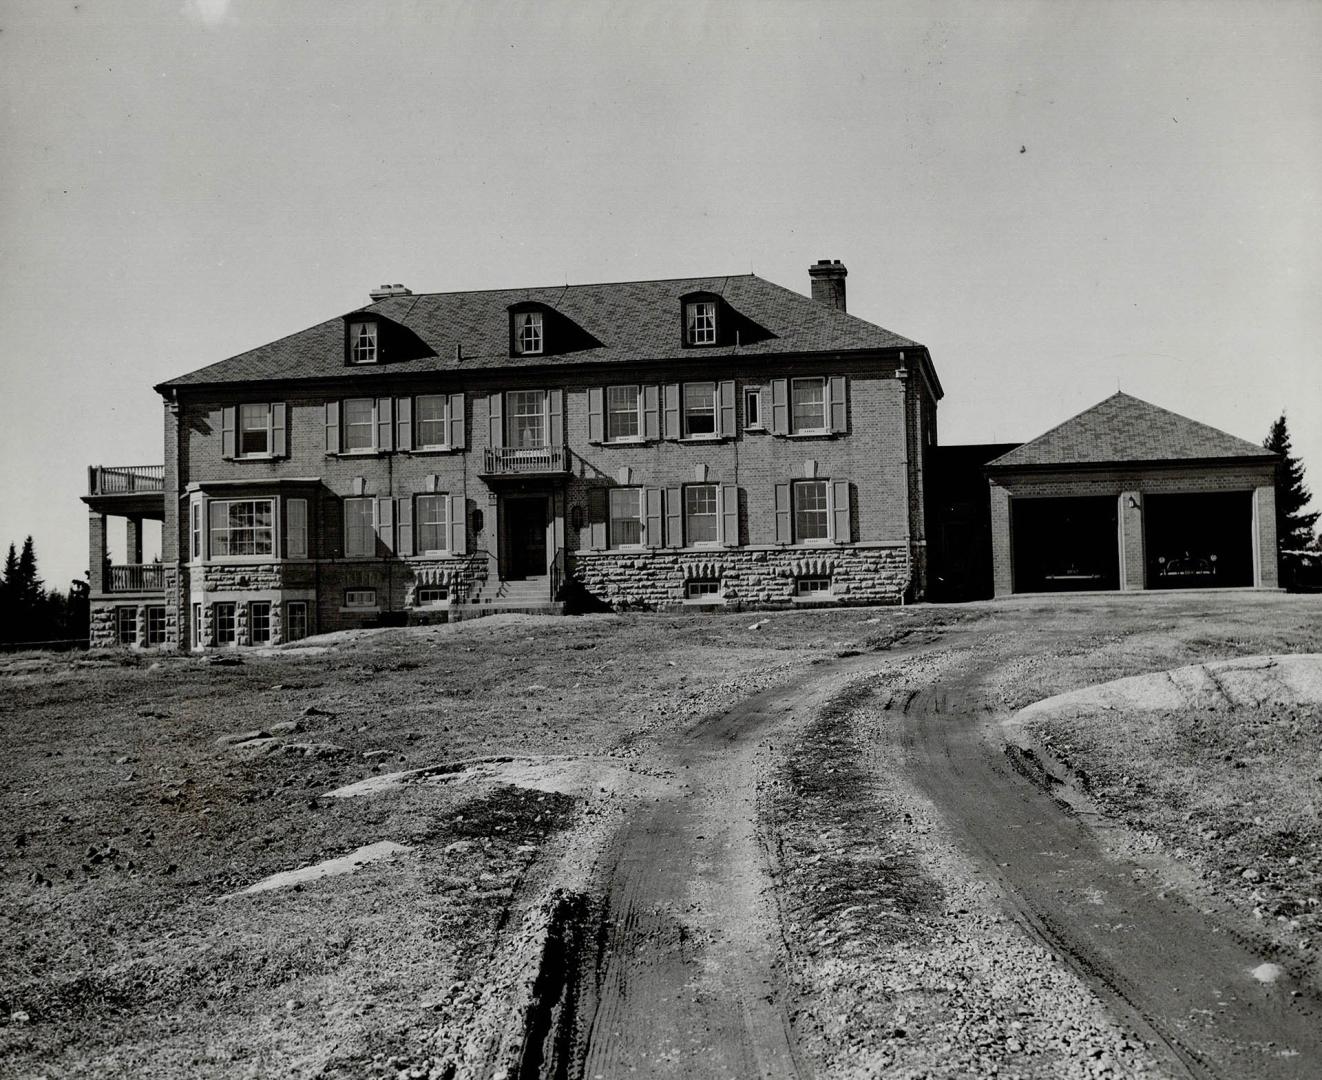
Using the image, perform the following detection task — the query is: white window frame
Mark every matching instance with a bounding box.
[237,403,274,458]
[213,602,237,646]
[348,320,378,364]
[684,483,719,547]
[791,377,828,435]
[682,382,718,438]
[608,487,645,549]
[285,601,308,642]
[744,387,762,430]
[115,607,137,646]
[208,498,275,558]
[416,493,449,555]
[685,579,721,600]
[343,397,377,453]
[345,588,377,609]
[344,497,375,558]
[796,576,833,596]
[416,394,450,450]
[145,606,166,646]
[606,385,642,442]
[686,301,716,345]
[506,390,547,449]
[191,603,202,649]
[514,311,544,355]
[190,498,202,562]
[287,498,308,559]
[416,586,448,607]
[793,479,831,544]
[249,601,272,645]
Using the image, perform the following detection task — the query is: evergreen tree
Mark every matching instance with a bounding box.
[1264,414,1321,587]
[0,543,16,644]
[16,535,41,601]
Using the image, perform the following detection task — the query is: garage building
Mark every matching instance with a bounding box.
[985,393,1278,596]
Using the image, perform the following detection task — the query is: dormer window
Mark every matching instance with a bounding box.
[348,320,378,364]
[513,311,544,355]
[686,301,717,345]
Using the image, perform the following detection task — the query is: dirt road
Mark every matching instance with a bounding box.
[564,609,1322,1079]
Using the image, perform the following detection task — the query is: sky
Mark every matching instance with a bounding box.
[1,0,1319,589]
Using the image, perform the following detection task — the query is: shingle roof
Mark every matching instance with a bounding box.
[157,273,925,390]
[986,392,1274,469]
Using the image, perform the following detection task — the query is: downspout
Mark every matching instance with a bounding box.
[896,352,913,605]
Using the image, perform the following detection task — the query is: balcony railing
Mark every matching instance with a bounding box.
[107,563,166,593]
[482,445,569,476]
[89,465,165,496]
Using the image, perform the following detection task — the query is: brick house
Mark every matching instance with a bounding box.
[83,261,942,647]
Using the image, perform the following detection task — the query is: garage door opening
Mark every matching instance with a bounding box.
[1145,492,1253,589]
[1012,496,1119,593]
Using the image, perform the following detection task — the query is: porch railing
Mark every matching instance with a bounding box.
[89,465,165,495]
[482,445,569,476]
[107,563,166,592]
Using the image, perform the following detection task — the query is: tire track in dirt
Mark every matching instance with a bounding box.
[896,649,1322,1080]
[569,658,893,1078]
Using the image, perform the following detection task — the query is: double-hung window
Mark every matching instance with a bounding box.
[793,480,830,543]
[684,484,719,545]
[506,390,546,448]
[416,494,448,554]
[344,497,375,557]
[115,607,137,646]
[682,383,717,437]
[416,395,450,450]
[686,301,716,345]
[145,606,166,646]
[348,320,378,364]
[513,311,544,355]
[238,404,273,456]
[190,500,202,561]
[609,488,644,548]
[607,385,641,441]
[744,388,762,429]
[343,398,376,452]
[791,378,828,434]
[209,499,274,557]
[249,602,272,645]
[285,601,308,642]
[213,603,237,646]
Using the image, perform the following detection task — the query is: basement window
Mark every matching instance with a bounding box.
[685,579,721,599]
[795,576,832,597]
[345,588,377,609]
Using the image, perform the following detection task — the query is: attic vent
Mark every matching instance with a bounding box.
[369,283,412,301]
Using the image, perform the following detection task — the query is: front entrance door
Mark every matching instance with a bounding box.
[504,496,548,580]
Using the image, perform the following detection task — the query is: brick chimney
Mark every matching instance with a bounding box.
[369,283,413,301]
[808,259,847,312]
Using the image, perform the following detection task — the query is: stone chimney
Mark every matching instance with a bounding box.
[808,259,847,312]
[369,283,413,301]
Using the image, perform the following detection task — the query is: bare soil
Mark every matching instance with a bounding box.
[2,595,1321,1079]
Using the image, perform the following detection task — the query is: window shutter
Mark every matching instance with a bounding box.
[325,402,340,453]
[720,484,739,547]
[828,376,847,434]
[375,497,394,553]
[774,483,792,544]
[588,489,607,550]
[831,480,851,543]
[376,397,394,451]
[548,388,564,447]
[271,403,287,457]
[663,383,680,439]
[396,397,413,451]
[448,393,466,449]
[587,387,605,443]
[395,496,414,557]
[287,498,308,559]
[718,380,736,437]
[665,487,682,547]
[448,494,467,555]
[488,392,504,448]
[771,380,789,435]
[643,385,660,441]
[221,406,236,458]
[645,488,663,548]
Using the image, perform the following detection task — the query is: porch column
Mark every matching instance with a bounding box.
[88,512,108,594]
[126,516,143,565]
[989,483,1013,597]
[1118,491,1145,590]
[1252,484,1279,588]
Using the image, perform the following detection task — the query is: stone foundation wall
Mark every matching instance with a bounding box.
[204,563,285,591]
[571,544,913,610]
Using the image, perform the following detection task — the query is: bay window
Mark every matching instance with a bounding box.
[208,499,274,557]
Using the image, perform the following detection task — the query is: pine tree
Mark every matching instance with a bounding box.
[1264,414,1320,586]
[0,543,17,644]
[16,536,41,602]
